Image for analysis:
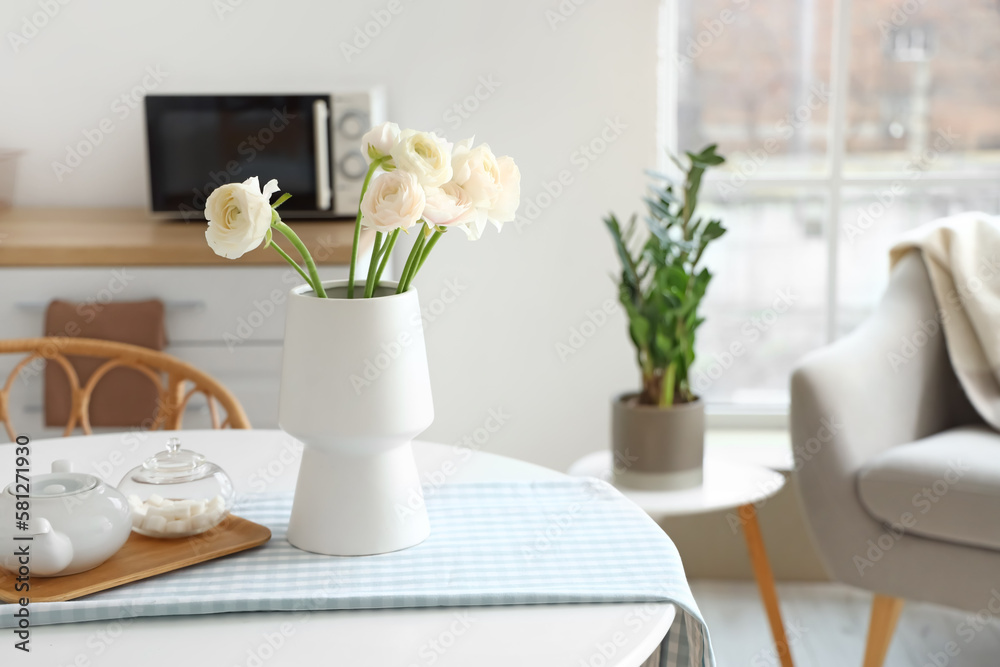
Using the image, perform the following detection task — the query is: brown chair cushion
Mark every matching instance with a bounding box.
[44,299,167,428]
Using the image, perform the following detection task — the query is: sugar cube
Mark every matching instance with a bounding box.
[164,519,191,535]
[143,514,168,533]
[191,513,213,532]
[208,496,226,513]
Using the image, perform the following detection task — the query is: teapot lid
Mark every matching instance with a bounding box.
[129,437,217,484]
[5,472,98,498]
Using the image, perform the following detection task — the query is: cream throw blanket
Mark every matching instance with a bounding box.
[889,212,1000,429]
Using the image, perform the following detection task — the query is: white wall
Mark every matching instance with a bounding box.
[2,0,660,471]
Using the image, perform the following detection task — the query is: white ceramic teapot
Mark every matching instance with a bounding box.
[0,460,132,577]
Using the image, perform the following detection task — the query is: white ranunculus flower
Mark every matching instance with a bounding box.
[204,177,279,259]
[361,121,400,163]
[451,141,502,210]
[458,209,490,242]
[360,170,426,232]
[422,182,477,229]
[390,130,453,188]
[488,155,521,229]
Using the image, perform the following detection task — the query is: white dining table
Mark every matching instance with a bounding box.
[1,430,675,667]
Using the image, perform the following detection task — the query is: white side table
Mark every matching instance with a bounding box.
[570,452,795,667]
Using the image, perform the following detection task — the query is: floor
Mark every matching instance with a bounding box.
[691,581,1000,667]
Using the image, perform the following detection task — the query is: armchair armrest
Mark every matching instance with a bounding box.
[790,252,979,585]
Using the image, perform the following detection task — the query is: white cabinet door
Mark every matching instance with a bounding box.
[168,346,283,430]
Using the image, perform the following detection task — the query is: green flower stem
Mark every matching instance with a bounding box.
[269,241,313,288]
[400,229,433,293]
[415,228,444,273]
[363,231,384,298]
[395,236,420,295]
[396,230,427,294]
[373,228,400,288]
[348,157,389,298]
[272,218,327,298]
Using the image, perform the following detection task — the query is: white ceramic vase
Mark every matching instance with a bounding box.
[279,279,432,556]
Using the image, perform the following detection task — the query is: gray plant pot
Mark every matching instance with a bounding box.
[611,393,705,491]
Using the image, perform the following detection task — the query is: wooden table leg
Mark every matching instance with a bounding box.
[739,503,795,667]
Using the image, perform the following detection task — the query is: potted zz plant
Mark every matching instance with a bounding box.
[603,144,725,490]
[203,124,519,556]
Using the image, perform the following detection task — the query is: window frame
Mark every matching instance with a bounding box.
[659,0,1000,426]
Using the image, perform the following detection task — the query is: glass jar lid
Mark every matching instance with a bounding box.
[129,437,220,485]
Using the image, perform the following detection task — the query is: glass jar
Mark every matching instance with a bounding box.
[118,437,235,538]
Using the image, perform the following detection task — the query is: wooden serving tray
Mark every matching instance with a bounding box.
[0,514,271,603]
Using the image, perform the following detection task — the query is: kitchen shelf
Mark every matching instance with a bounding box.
[0,208,368,267]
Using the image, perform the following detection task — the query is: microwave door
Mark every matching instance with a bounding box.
[313,99,332,211]
[145,94,336,218]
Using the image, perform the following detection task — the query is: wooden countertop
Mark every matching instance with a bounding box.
[0,208,368,267]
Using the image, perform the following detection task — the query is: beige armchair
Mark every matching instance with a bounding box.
[791,252,998,667]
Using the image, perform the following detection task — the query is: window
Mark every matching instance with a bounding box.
[661,0,1000,416]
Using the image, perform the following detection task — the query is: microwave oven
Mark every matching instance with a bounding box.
[144,90,385,220]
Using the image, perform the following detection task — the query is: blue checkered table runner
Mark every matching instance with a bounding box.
[1,480,713,666]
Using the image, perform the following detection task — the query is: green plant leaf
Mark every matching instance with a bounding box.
[629,315,651,347]
[604,214,640,288]
[689,144,726,167]
[644,196,673,221]
[692,268,712,299]
[700,219,727,243]
[654,330,673,358]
